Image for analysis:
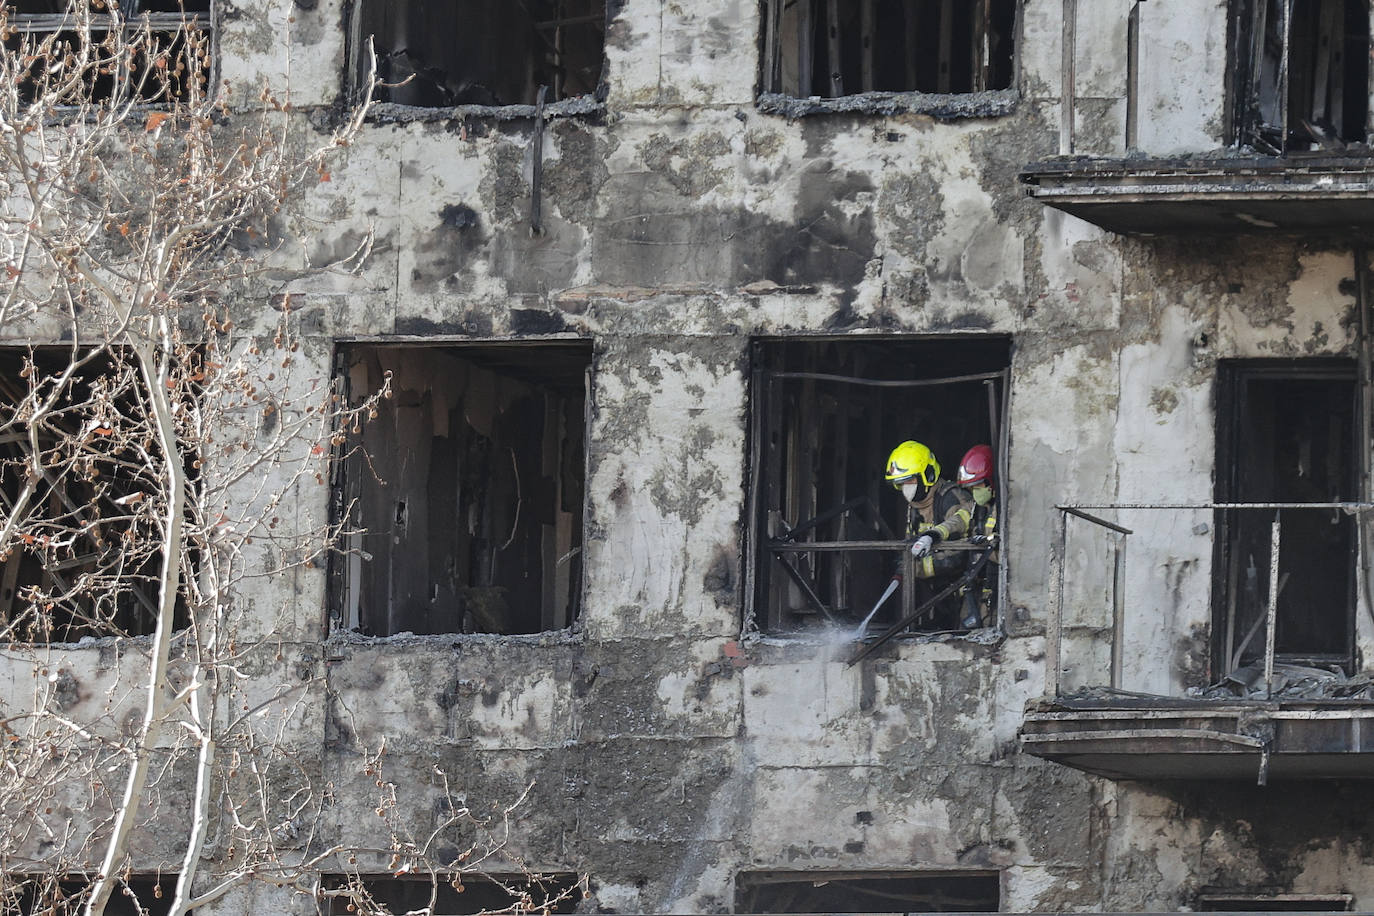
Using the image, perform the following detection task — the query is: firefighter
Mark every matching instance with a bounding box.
[956,444,998,628]
[884,440,974,628]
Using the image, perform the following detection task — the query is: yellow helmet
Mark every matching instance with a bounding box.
[884,440,940,488]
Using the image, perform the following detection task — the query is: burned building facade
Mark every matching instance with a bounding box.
[11,0,1374,912]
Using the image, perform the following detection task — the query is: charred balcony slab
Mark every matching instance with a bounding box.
[1020,697,1374,782]
[1020,155,1374,235]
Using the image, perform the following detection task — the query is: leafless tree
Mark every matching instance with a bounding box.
[0,4,575,915]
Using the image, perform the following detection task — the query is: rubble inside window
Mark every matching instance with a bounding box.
[760,0,1016,99]
[1231,0,1370,153]
[334,342,589,637]
[0,349,183,643]
[3,0,213,105]
[748,337,1010,637]
[354,0,605,108]
[734,869,1000,913]
[320,874,583,915]
[1213,360,1358,675]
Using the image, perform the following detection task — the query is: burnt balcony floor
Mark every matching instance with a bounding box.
[1020,153,1374,235]
[1021,694,1374,782]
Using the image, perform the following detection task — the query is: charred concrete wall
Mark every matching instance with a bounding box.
[7,0,1374,912]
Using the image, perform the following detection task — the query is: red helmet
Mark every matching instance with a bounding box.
[957,444,994,487]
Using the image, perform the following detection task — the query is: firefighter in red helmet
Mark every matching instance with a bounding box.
[956,444,998,628]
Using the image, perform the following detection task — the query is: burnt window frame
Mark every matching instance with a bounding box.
[757,0,1019,115]
[330,339,592,638]
[1212,358,1361,677]
[3,1,215,107]
[735,869,1002,913]
[346,0,610,115]
[745,335,1011,638]
[1227,0,1371,153]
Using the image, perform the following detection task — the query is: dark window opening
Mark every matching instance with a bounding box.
[760,0,1015,98]
[1230,0,1369,153]
[1213,360,1358,676]
[355,0,606,107]
[735,870,1000,913]
[1198,891,1354,911]
[321,874,584,915]
[0,349,191,643]
[748,337,1010,636]
[335,342,589,637]
[3,1,212,106]
[5,875,174,916]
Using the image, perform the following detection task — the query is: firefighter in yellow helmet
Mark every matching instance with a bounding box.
[884,440,974,628]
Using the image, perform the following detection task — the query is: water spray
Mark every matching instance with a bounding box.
[853,576,900,641]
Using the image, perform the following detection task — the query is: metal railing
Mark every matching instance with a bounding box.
[1047,501,1374,699]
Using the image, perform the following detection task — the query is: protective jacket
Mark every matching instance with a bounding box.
[906,479,973,579]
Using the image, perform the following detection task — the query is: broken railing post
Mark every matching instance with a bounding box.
[1110,534,1125,691]
[1264,512,1281,699]
[1048,507,1067,697]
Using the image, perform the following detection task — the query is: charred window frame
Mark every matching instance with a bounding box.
[1212,359,1359,676]
[320,874,584,915]
[331,341,590,637]
[1228,0,1370,153]
[0,348,191,643]
[747,337,1011,637]
[760,0,1016,99]
[735,869,1001,913]
[349,0,607,109]
[4,1,214,105]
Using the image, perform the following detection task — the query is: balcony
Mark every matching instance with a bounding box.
[1019,501,1374,784]
[1019,155,1374,236]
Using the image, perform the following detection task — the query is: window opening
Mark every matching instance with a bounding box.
[320,874,584,915]
[355,0,606,107]
[761,0,1015,98]
[4,0,212,105]
[748,337,1010,637]
[0,348,190,642]
[334,342,590,637]
[4,875,174,916]
[735,870,1000,913]
[1231,0,1369,153]
[1197,891,1354,911]
[1213,360,1358,675]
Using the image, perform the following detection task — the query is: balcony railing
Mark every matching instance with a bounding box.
[1047,501,1374,699]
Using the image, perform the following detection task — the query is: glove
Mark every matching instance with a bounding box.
[910,534,935,558]
[970,534,997,546]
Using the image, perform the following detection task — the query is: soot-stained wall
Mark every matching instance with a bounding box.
[7,0,1374,912]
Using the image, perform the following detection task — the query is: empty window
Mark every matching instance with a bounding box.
[1213,360,1358,675]
[761,0,1015,98]
[3,0,212,105]
[1230,0,1369,152]
[4,875,174,916]
[748,337,1009,636]
[1198,891,1354,911]
[354,0,606,107]
[334,342,589,637]
[0,349,188,643]
[736,870,1000,913]
[321,874,583,915]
